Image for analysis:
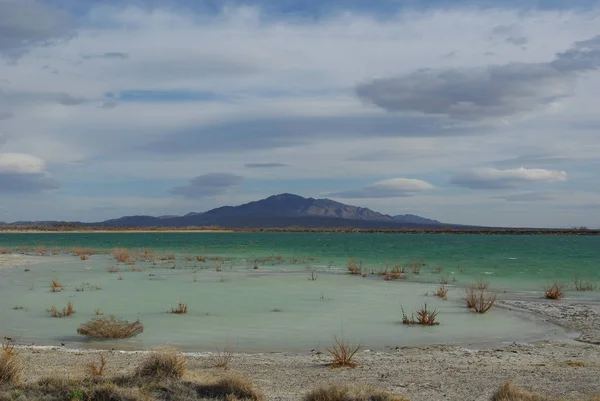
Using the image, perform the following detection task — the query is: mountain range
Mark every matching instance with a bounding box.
[3,193,450,229]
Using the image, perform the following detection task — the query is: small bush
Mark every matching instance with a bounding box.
[80,254,89,261]
[170,301,188,314]
[402,303,439,326]
[113,248,130,263]
[212,348,233,369]
[466,288,496,313]
[435,285,449,300]
[77,316,144,339]
[544,282,565,300]
[347,258,362,275]
[50,280,63,293]
[326,335,360,368]
[0,341,22,385]
[490,382,551,401]
[304,385,407,401]
[196,375,264,401]
[136,348,187,380]
[87,353,108,377]
[574,279,595,291]
[49,301,74,318]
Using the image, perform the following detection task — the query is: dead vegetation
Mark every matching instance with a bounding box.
[326,335,360,368]
[490,382,552,401]
[0,341,22,385]
[48,301,74,318]
[77,315,144,339]
[170,301,189,314]
[113,248,131,263]
[50,280,63,293]
[401,304,439,326]
[347,258,362,275]
[545,282,566,300]
[435,285,449,300]
[212,348,233,369]
[87,353,108,377]
[136,348,187,380]
[574,279,596,291]
[466,285,496,313]
[304,385,408,401]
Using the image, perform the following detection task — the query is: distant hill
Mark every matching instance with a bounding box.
[4,193,454,229]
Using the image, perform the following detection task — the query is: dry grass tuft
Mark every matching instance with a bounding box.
[490,382,551,401]
[435,285,449,300]
[402,303,439,326]
[80,254,89,261]
[347,258,362,275]
[113,248,131,263]
[196,375,264,401]
[212,348,234,369]
[136,348,187,380]
[326,335,360,368]
[466,287,496,313]
[565,360,585,367]
[71,248,96,256]
[304,385,408,401]
[87,353,108,377]
[107,266,121,273]
[170,301,189,314]
[77,315,144,339]
[50,280,63,293]
[0,341,22,385]
[48,301,74,318]
[544,282,566,300]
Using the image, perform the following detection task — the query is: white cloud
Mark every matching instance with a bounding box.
[0,153,46,174]
[329,178,435,198]
[451,167,567,189]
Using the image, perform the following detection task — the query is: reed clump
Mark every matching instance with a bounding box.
[86,353,108,377]
[402,304,439,326]
[435,285,449,300]
[0,341,22,385]
[347,258,362,275]
[326,335,360,368]
[48,301,74,318]
[466,286,496,313]
[77,315,144,339]
[212,348,234,369]
[544,282,566,300]
[136,348,187,380]
[574,279,596,291]
[112,248,131,263]
[170,301,189,314]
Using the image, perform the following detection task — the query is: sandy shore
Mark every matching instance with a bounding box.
[10,300,600,401]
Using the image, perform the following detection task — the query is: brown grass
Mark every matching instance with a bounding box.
[212,348,234,369]
[0,341,22,385]
[112,248,131,263]
[197,375,264,401]
[466,287,496,313]
[80,254,89,260]
[544,282,566,300]
[48,301,74,318]
[136,348,187,380]
[490,382,551,401]
[107,266,121,273]
[50,280,63,292]
[402,303,439,325]
[71,248,96,256]
[326,335,360,368]
[77,315,144,339]
[87,353,108,377]
[435,285,449,300]
[170,301,189,314]
[304,385,408,401]
[347,258,362,275]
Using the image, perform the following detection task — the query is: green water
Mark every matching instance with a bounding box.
[0,233,598,351]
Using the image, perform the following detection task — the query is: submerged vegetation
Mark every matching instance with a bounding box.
[401,304,439,326]
[544,282,566,300]
[77,316,144,339]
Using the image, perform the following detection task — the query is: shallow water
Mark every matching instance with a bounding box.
[0,233,598,351]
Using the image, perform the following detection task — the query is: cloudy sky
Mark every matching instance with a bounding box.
[1,0,600,227]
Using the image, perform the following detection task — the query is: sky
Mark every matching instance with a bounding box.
[1,0,600,227]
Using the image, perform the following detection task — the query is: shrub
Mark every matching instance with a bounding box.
[574,279,595,291]
[136,348,187,379]
[435,285,449,300]
[195,375,264,401]
[439,275,449,285]
[49,301,74,318]
[490,382,551,401]
[0,341,22,385]
[326,335,360,368]
[87,353,108,377]
[50,280,63,293]
[304,385,407,401]
[402,303,439,325]
[544,282,565,300]
[347,258,362,275]
[77,316,144,339]
[212,348,233,369]
[170,301,188,314]
[466,288,496,313]
[112,248,130,263]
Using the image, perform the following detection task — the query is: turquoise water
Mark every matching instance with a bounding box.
[0,233,598,351]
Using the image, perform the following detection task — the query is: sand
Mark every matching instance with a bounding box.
[9,300,600,401]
